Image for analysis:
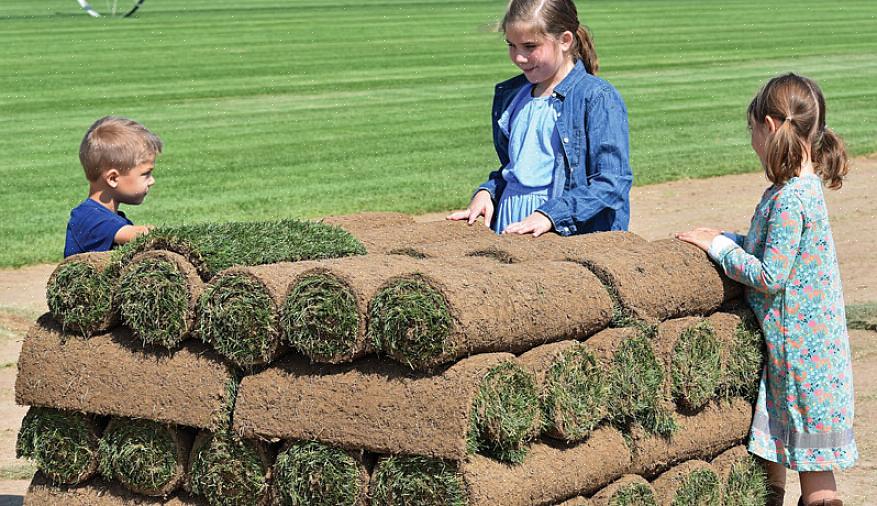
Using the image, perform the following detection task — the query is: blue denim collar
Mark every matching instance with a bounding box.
[551,59,588,100]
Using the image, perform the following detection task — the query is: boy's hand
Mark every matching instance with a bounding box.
[675,227,721,252]
[114,224,153,245]
[503,212,552,237]
[447,190,494,227]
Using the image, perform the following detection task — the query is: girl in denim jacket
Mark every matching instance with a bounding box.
[448,0,632,236]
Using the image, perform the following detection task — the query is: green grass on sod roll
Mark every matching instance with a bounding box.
[671,321,722,411]
[16,407,100,484]
[723,456,769,506]
[274,441,364,506]
[608,325,676,437]
[718,319,765,402]
[468,361,540,464]
[197,273,278,368]
[46,262,114,336]
[543,346,609,441]
[189,432,270,506]
[369,276,454,370]
[118,257,190,347]
[672,468,722,506]
[116,220,367,280]
[281,274,360,362]
[611,482,658,506]
[370,456,466,506]
[98,418,182,495]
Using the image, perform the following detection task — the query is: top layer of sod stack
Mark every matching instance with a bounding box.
[341,219,495,255]
[571,238,741,325]
[46,252,117,335]
[369,256,613,370]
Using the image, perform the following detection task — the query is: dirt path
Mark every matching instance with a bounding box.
[0,155,874,504]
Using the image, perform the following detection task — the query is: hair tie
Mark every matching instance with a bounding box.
[785,116,793,123]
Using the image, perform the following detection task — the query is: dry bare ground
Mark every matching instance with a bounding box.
[0,155,874,505]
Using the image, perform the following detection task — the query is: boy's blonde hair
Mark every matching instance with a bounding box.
[79,116,163,181]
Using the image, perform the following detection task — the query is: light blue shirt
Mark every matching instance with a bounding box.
[498,84,560,190]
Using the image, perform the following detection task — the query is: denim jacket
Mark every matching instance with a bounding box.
[477,60,632,235]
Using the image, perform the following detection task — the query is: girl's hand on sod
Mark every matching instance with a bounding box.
[675,227,722,252]
[502,212,553,237]
[447,190,494,227]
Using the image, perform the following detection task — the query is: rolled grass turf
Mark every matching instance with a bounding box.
[590,474,657,506]
[187,431,273,506]
[98,417,192,496]
[118,251,203,348]
[710,445,769,506]
[16,407,102,485]
[651,460,722,506]
[24,471,206,506]
[585,327,676,437]
[573,238,741,325]
[628,398,753,477]
[369,256,612,370]
[518,340,610,442]
[273,440,369,506]
[654,318,723,412]
[45,252,118,335]
[554,497,592,506]
[369,455,467,506]
[233,352,539,462]
[343,219,494,254]
[280,255,425,363]
[16,314,237,430]
[711,309,765,402]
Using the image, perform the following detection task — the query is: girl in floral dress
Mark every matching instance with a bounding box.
[677,74,857,506]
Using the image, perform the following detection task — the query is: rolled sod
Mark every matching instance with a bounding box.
[233,352,539,462]
[16,315,237,430]
[554,497,592,506]
[651,460,722,506]
[273,440,369,506]
[711,446,769,506]
[344,219,495,254]
[590,474,657,506]
[280,255,425,363]
[461,427,631,506]
[16,407,101,485]
[45,252,118,335]
[654,318,723,412]
[369,256,612,370]
[585,327,676,436]
[573,238,742,325]
[118,251,204,348]
[98,417,192,496]
[196,262,320,368]
[711,309,765,402]
[518,340,610,442]
[370,455,467,506]
[628,398,753,477]
[320,211,415,231]
[188,431,273,506]
[24,471,206,506]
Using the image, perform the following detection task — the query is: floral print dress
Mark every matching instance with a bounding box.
[711,174,857,471]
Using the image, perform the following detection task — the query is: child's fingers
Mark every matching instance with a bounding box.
[483,207,493,228]
[446,209,470,221]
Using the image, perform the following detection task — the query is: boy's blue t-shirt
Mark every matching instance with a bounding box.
[64,198,133,257]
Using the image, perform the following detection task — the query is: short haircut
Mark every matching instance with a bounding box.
[79,116,163,181]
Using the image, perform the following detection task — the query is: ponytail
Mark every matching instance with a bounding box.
[574,25,599,75]
[764,118,806,187]
[813,128,849,190]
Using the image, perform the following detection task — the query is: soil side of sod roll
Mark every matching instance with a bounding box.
[24,471,207,506]
[320,211,416,231]
[710,445,769,506]
[46,251,118,335]
[628,398,754,477]
[345,219,495,254]
[273,440,370,506]
[118,250,204,349]
[233,352,538,462]
[370,256,613,370]
[517,340,610,442]
[553,497,593,506]
[573,238,742,324]
[16,407,102,485]
[461,427,631,506]
[281,255,427,364]
[650,460,722,506]
[590,474,657,506]
[187,431,273,506]
[16,315,237,431]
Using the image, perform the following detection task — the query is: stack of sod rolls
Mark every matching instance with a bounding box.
[19,214,769,505]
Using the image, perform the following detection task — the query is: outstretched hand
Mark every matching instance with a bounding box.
[447,190,494,227]
[502,212,553,237]
[675,227,722,252]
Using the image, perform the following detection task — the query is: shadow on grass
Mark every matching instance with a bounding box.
[847,302,877,331]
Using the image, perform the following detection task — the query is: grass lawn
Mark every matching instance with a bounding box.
[1,0,875,267]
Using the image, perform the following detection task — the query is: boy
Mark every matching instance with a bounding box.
[64,116,162,257]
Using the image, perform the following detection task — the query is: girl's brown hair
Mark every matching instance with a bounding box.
[748,73,848,189]
[502,0,599,75]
